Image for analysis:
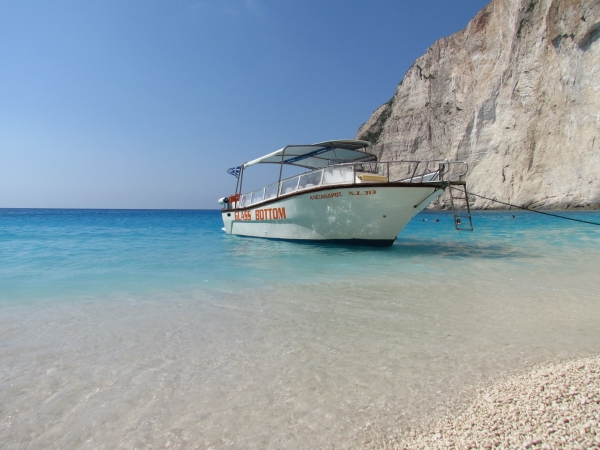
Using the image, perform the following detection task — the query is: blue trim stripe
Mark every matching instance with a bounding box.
[284,147,332,164]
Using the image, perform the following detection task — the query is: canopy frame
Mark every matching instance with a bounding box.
[242,140,374,169]
[235,140,374,197]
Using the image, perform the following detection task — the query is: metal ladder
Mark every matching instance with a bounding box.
[448,182,474,231]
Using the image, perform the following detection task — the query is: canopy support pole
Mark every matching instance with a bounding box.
[238,166,244,197]
[234,169,241,196]
[277,146,286,197]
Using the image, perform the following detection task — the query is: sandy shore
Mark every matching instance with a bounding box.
[364,355,600,449]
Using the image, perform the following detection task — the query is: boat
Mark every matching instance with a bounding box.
[218,140,472,246]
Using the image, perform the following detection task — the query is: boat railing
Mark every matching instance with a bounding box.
[234,160,468,208]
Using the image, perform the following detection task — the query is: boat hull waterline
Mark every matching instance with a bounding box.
[221,184,444,247]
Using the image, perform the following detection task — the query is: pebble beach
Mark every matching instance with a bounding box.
[369,356,600,449]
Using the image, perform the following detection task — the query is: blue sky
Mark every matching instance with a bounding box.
[0,0,490,209]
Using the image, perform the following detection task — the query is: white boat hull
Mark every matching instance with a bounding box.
[221,184,444,246]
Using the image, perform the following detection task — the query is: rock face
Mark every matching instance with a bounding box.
[356,0,600,209]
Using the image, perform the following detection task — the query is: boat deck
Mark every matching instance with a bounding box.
[224,160,468,210]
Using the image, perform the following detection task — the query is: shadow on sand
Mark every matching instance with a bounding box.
[391,238,533,259]
[226,234,533,261]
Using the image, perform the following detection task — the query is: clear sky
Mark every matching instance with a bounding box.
[1,0,490,209]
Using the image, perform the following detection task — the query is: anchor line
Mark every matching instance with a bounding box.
[463,190,600,227]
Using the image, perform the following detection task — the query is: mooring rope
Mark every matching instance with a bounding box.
[463,190,600,227]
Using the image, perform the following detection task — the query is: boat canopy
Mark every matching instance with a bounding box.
[243,140,375,169]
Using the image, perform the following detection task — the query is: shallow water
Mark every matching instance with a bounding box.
[1,209,599,448]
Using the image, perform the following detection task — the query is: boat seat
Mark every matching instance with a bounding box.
[357,173,388,182]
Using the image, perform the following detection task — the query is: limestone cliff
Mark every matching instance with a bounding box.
[357,0,600,209]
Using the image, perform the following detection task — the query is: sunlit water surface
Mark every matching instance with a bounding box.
[1,209,599,449]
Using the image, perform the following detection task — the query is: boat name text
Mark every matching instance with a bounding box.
[349,190,377,196]
[234,211,252,220]
[234,207,287,221]
[310,192,342,200]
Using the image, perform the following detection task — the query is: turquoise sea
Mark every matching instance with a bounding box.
[1,209,600,448]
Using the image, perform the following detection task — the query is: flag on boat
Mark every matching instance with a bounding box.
[226,166,241,178]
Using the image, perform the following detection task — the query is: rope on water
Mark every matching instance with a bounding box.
[464,191,600,227]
